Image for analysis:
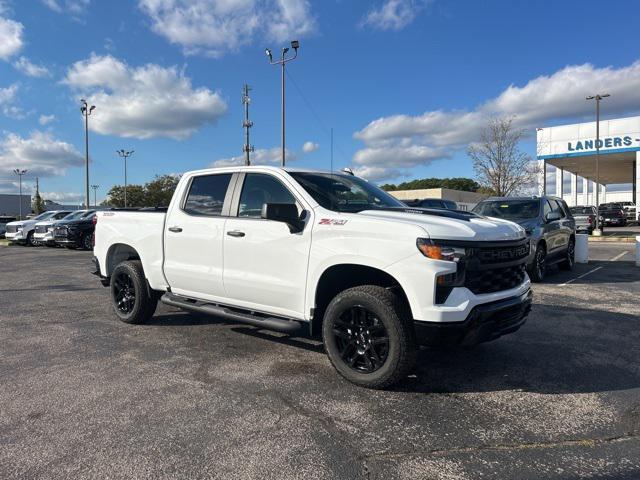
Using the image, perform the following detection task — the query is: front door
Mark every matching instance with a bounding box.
[163,172,235,301]
[222,172,312,319]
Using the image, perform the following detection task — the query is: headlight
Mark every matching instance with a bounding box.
[416,238,465,262]
[47,226,54,232]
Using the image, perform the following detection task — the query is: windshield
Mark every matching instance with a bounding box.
[33,211,55,221]
[289,172,405,213]
[473,200,540,220]
[63,211,87,220]
[570,207,594,215]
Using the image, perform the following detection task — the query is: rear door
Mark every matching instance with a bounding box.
[163,172,236,301]
[222,172,312,319]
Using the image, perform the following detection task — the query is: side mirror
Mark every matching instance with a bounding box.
[545,211,561,222]
[261,203,305,233]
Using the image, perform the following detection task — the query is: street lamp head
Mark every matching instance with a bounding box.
[291,40,299,50]
[282,47,289,55]
[90,105,96,113]
[602,94,610,98]
[265,48,272,61]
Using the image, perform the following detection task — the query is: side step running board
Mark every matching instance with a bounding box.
[160,292,304,334]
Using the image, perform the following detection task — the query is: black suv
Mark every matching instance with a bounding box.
[473,196,576,282]
[53,211,97,250]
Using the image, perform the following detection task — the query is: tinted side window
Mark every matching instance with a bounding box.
[543,200,552,218]
[551,200,565,218]
[53,212,70,219]
[238,174,296,218]
[420,199,443,208]
[183,174,232,216]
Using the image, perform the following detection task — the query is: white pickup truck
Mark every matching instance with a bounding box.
[93,166,532,388]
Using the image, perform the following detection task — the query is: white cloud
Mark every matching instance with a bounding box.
[0,15,23,60]
[0,83,23,118]
[353,61,640,181]
[39,114,56,125]
[138,0,316,57]
[41,0,90,15]
[63,54,228,139]
[360,0,431,31]
[41,191,84,203]
[302,141,319,153]
[211,147,296,167]
[13,56,50,77]
[0,131,83,182]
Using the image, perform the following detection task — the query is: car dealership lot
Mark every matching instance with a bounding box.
[0,244,639,479]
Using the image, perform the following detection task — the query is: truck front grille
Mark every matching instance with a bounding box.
[465,264,527,295]
[54,226,68,238]
[35,225,48,234]
[6,225,17,233]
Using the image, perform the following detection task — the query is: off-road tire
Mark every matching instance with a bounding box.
[528,243,546,282]
[322,285,416,389]
[559,237,575,271]
[110,260,158,324]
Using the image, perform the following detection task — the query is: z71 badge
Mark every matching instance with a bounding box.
[319,218,348,225]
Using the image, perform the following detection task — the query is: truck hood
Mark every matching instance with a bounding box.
[357,208,525,241]
[6,219,37,228]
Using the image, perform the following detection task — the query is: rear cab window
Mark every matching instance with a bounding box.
[183,173,233,216]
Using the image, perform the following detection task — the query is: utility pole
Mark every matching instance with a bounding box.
[586,93,610,236]
[80,99,95,209]
[91,184,99,208]
[13,168,27,219]
[242,84,254,165]
[265,40,300,167]
[116,149,134,207]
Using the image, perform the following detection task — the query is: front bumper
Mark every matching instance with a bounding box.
[34,232,55,244]
[413,289,532,347]
[5,231,25,242]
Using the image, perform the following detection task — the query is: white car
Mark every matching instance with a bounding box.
[5,211,71,246]
[93,166,532,388]
[33,210,76,246]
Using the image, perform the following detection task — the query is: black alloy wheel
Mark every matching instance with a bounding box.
[83,233,93,250]
[559,238,575,271]
[113,271,136,315]
[529,244,546,282]
[332,305,390,374]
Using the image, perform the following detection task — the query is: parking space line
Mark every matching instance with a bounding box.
[609,251,628,261]
[558,266,603,287]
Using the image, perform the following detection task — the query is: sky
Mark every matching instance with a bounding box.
[1,0,640,204]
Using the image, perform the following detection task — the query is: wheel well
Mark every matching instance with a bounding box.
[311,264,410,337]
[106,243,141,277]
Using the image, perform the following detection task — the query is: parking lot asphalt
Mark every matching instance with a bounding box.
[1,243,639,480]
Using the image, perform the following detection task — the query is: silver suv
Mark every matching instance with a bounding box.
[473,196,576,282]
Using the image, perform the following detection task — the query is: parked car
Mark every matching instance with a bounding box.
[4,211,70,246]
[93,166,532,389]
[33,210,75,246]
[53,210,97,250]
[0,222,6,239]
[473,196,575,282]
[598,203,627,226]
[404,198,458,210]
[569,206,601,235]
[619,201,638,223]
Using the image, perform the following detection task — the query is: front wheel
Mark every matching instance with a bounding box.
[559,238,575,271]
[82,233,93,250]
[528,244,546,282]
[110,260,158,324]
[322,285,416,389]
[26,231,35,247]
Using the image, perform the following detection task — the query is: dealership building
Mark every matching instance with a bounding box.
[537,115,640,207]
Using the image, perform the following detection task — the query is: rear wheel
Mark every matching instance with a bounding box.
[26,231,35,247]
[82,233,93,250]
[559,237,575,271]
[322,285,416,389]
[528,243,546,282]
[110,260,158,324]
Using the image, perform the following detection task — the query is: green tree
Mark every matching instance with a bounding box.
[144,174,181,207]
[103,184,146,207]
[381,177,481,192]
[32,190,45,214]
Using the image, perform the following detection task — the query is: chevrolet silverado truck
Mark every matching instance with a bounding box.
[93,167,532,389]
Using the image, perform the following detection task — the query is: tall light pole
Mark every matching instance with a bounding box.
[586,93,610,236]
[91,184,99,208]
[13,168,27,219]
[265,40,299,167]
[116,149,134,207]
[80,99,96,209]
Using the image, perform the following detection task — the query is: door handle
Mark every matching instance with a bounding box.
[168,226,183,233]
[227,230,245,238]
